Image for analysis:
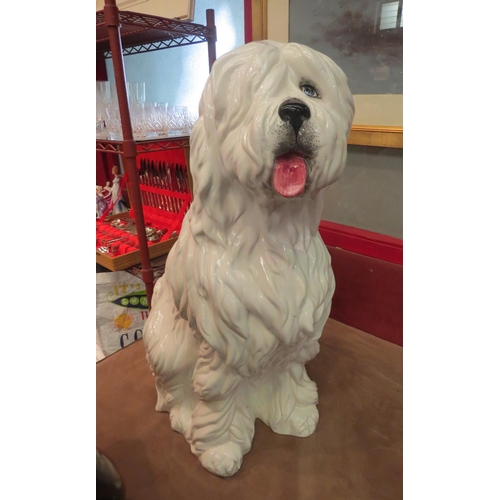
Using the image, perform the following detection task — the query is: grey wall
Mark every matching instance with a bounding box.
[321,145,403,239]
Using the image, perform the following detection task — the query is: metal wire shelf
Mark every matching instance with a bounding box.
[96,9,215,57]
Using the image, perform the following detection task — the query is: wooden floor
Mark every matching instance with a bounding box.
[96,319,402,500]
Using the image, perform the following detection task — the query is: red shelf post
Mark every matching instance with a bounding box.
[206,9,217,71]
[103,0,155,308]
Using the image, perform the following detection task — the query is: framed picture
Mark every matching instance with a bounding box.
[251,0,403,148]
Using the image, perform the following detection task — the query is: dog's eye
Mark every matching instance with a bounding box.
[300,84,320,99]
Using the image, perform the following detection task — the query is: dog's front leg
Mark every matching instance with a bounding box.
[256,360,319,438]
[187,340,254,477]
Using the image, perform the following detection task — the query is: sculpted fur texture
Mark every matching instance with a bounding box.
[143,41,354,477]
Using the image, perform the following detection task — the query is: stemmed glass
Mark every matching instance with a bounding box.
[96,81,116,139]
[127,82,147,140]
[95,80,122,140]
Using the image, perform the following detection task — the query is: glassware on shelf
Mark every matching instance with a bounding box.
[96,81,198,141]
[96,82,198,141]
[145,102,169,139]
[167,106,189,137]
[96,80,148,141]
[96,81,116,139]
[126,82,146,105]
[105,105,123,141]
[130,102,147,140]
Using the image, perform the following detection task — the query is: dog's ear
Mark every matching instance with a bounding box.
[198,47,247,133]
[315,52,355,136]
[332,64,355,134]
[199,42,283,133]
[317,49,355,134]
[313,51,355,136]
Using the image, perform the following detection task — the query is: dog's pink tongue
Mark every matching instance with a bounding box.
[273,153,307,197]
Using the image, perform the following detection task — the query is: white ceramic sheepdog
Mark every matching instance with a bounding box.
[143,40,354,477]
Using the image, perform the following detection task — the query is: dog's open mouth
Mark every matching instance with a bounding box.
[272,152,308,197]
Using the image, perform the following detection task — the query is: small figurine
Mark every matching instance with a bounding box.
[111,165,128,215]
[96,185,111,218]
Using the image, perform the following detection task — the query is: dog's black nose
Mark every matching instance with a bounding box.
[278,99,311,137]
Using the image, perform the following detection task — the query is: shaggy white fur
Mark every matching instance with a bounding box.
[143,40,354,477]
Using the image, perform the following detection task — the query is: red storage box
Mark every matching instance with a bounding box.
[96,160,191,271]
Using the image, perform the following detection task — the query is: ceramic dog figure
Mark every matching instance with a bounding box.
[143,40,354,477]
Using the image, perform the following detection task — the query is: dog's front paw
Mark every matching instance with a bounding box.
[271,404,319,438]
[199,442,243,477]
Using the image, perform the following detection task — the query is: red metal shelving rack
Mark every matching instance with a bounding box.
[97,0,216,307]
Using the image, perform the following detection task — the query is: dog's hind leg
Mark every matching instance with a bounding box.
[144,284,198,435]
[187,340,255,477]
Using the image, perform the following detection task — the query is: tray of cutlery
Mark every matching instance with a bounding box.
[96,159,192,271]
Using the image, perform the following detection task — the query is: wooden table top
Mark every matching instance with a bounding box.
[96,318,402,500]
